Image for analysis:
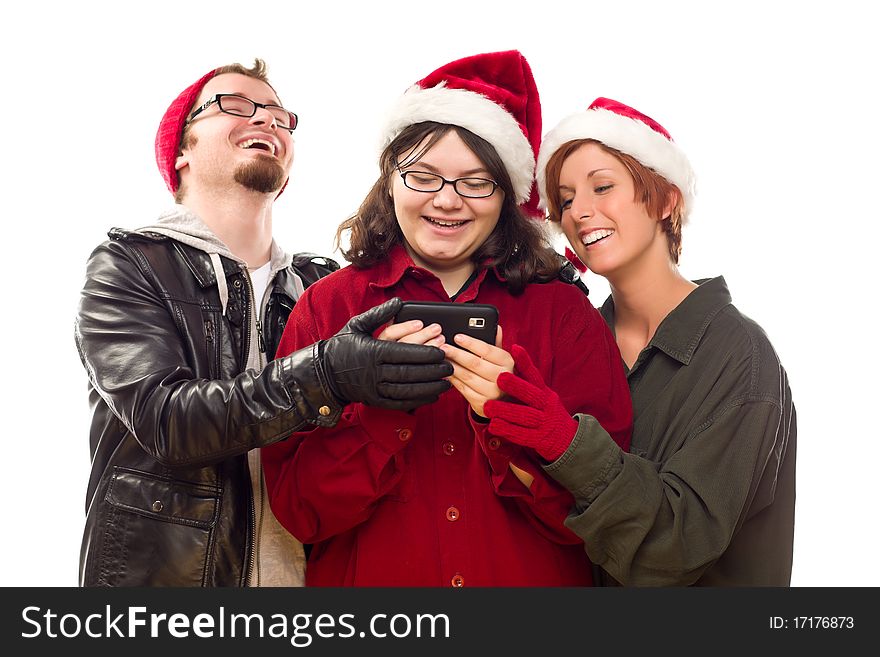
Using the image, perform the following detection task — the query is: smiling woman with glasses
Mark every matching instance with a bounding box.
[261,51,633,588]
[186,93,298,132]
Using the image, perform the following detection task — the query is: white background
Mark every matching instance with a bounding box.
[2,0,877,587]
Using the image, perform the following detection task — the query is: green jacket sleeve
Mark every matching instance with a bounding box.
[544,398,786,586]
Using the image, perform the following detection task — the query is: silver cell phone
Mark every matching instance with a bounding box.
[394,301,499,346]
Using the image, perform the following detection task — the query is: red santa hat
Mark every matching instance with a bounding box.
[536,97,696,223]
[378,50,543,217]
[155,69,217,195]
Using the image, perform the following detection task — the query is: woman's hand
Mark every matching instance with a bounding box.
[440,325,513,417]
[483,344,579,462]
[377,320,445,347]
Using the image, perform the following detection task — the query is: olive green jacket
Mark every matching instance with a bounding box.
[544,277,796,586]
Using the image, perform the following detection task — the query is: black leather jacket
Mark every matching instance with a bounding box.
[75,228,340,586]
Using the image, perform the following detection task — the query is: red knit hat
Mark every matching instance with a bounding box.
[378,50,543,217]
[155,69,217,195]
[536,97,696,223]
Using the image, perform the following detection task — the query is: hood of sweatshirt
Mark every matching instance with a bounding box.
[135,204,293,315]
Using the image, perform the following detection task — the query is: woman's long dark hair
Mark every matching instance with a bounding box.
[335,122,560,294]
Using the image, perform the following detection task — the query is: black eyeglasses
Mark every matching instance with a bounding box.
[398,170,499,199]
[186,94,298,132]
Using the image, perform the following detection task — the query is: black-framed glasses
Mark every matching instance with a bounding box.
[398,170,499,199]
[186,94,298,132]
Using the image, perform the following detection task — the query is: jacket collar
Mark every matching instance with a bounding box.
[171,241,237,289]
[273,265,305,301]
[600,276,733,366]
[171,239,291,290]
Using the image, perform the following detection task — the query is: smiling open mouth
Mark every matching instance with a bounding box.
[423,217,470,229]
[582,229,614,245]
[239,138,276,156]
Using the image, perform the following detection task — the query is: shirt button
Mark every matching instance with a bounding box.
[451,575,464,587]
[487,437,502,450]
[151,501,164,513]
[398,428,413,442]
[442,441,455,455]
[446,506,460,522]
[318,405,331,416]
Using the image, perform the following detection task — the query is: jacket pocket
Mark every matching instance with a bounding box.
[106,467,220,527]
[95,467,222,586]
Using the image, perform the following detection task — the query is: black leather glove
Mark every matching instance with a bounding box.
[318,298,453,411]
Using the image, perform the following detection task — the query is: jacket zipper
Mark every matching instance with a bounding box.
[242,266,271,585]
[243,268,268,369]
[204,319,218,378]
[246,459,258,586]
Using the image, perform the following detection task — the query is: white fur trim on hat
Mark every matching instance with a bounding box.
[536,109,696,222]
[378,83,535,204]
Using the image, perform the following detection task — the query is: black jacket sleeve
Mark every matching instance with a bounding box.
[74,239,341,469]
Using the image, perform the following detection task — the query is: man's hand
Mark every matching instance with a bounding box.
[319,298,453,411]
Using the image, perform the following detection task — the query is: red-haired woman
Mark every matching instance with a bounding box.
[486,97,796,586]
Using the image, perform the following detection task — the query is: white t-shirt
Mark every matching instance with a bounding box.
[248,261,272,312]
[245,259,307,587]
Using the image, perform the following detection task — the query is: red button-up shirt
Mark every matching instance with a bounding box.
[262,246,632,586]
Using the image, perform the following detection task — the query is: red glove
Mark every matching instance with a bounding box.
[483,345,578,462]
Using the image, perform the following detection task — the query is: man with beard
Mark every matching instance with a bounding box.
[74,59,453,587]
